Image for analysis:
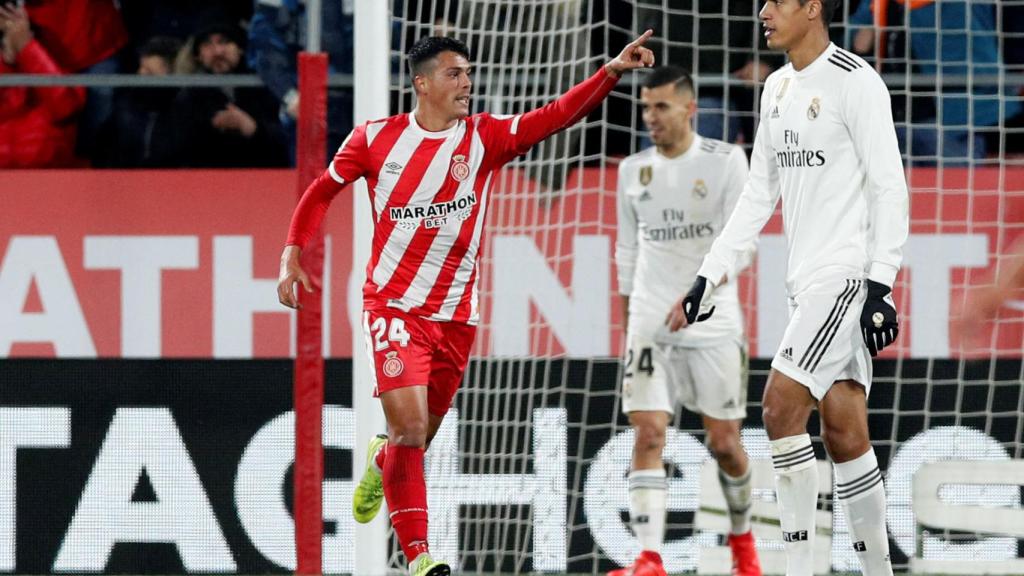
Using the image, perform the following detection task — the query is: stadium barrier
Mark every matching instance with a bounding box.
[2,167,1021,573]
[0,358,1020,573]
[1,168,1020,359]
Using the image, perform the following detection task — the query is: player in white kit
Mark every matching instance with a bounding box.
[612,66,761,576]
[671,1,908,575]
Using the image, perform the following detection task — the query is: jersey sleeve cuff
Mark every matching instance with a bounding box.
[868,262,898,288]
[697,258,729,288]
[616,270,634,295]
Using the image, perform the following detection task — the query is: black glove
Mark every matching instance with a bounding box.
[682,275,716,324]
[860,279,899,356]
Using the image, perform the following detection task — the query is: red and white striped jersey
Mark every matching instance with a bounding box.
[287,67,619,324]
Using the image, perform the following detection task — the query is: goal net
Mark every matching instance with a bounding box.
[379,0,1024,573]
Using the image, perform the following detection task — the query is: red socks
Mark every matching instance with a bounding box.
[381,444,429,562]
[639,550,663,564]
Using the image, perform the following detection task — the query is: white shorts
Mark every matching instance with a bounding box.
[771,278,873,400]
[621,333,748,421]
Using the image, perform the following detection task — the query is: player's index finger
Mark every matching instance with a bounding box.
[630,29,654,47]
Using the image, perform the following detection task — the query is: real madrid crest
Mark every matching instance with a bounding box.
[382,351,404,378]
[807,97,821,121]
[450,154,470,182]
[692,179,708,199]
[639,165,652,186]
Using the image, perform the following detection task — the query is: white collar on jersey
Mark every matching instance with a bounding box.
[792,42,838,78]
[654,134,703,162]
[408,108,464,139]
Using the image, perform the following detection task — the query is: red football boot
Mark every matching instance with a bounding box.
[607,550,667,576]
[728,531,763,576]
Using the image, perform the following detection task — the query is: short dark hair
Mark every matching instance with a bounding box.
[799,0,838,29]
[406,36,471,77]
[140,36,182,64]
[642,65,695,95]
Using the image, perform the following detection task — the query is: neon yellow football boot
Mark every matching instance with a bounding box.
[409,553,450,576]
[352,434,388,523]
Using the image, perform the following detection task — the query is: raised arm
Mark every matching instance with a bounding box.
[495,30,655,159]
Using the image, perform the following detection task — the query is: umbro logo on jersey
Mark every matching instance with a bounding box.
[638,190,652,202]
[780,347,793,361]
[384,162,403,175]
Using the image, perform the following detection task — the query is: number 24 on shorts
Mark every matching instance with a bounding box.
[625,346,654,378]
[370,317,411,351]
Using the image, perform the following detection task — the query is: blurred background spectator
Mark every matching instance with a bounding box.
[636,0,783,145]
[248,0,355,165]
[0,3,85,168]
[167,9,288,167]
[1003,3,1024,155]
[120,0,251,51]
[4,0,1023,167]
[93,36,181,167]
[23,0,129,160]
[848,0,1023,163]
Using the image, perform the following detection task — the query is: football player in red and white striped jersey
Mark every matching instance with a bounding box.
[278,31,655,575]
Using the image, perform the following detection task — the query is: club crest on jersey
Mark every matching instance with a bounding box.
[776,78,791,101]
[692,179,708,199]
[639,165,652,186]
[808,97,821,120]
[382,351,404,378]
[450,154,471,182]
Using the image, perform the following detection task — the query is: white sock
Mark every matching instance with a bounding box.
[771,434,818,576]
[719,467,753,535]
[628,468,667,554]
[834,449,893,576]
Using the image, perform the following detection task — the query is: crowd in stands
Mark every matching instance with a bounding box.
[847,0,1023,163]
[0,0,347,169]
[0,0,1021,168]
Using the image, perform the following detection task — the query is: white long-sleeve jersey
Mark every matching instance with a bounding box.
[617,135,751,347]
[698,43,909,296]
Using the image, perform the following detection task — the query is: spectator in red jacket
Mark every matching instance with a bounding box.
[25,0,129,159]
[0,3,85,168]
